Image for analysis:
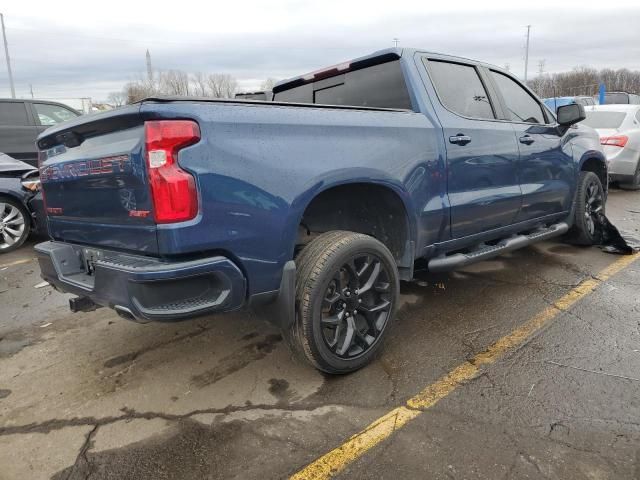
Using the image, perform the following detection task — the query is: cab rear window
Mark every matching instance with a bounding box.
[273,60,413,110]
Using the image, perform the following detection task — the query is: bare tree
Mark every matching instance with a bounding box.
[260,78,278,91]
[124,80,154,104]
[107,91,127,107]
[158,70,190,96]
[528,65,640,99]
[206,73,237,98]
[191,72,208,97]
[122,69,240,103]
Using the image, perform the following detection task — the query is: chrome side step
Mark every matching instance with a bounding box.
[427,222,569,273]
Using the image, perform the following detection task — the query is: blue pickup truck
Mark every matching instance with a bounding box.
[35,48,607,373]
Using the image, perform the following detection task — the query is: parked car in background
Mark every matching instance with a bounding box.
[234,91,272,101]
[35,48,606,373]
[0,153,46,252]
[0,99,81,167]
[602,92,640,105]
[583,104,640,189]
[543,96,595,112]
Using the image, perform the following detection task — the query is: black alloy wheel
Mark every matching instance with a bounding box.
[320,253,393,359]
[583,179,604,237]
[566,171,606,245]
[288,231,400,374]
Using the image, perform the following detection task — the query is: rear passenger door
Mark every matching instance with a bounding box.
[487,70,574,221]
[0,101,39,166]
[423,57,522,239]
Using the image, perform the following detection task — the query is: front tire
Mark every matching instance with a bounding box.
[0,198,30,254]
[566,171,605,245]
[287,231,400,374]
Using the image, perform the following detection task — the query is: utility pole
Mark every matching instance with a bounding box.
[523,24,531,82]
[537,59,545,77]
[29,84,33,98]
[1,13,16,98]
[146,49,153,83]
[393,38,399,48]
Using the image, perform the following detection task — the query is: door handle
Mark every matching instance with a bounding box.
[519,135,535,145]
[449,134,471,145]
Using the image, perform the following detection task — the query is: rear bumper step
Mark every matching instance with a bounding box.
[428,222,569,273]
[35,241,246,322]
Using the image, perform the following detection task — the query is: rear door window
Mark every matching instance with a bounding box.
[426,60,495,119]
[0,102,30,126]
[490,71,546,124]
[33,103,78,126]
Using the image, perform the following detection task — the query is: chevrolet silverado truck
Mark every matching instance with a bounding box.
[35,48,607,373]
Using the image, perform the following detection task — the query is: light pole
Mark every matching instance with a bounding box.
[524,25,531,82]
[1,13,16,98]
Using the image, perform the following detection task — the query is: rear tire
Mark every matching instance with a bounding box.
[286,231,399,374]
[618,160,640,191]
[0,198,30,254]
[566,171,605,245]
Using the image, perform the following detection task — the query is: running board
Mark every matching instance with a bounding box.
[427,222,569,273]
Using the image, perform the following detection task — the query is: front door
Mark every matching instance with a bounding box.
[487,70,574,221]
[423,58,522,239]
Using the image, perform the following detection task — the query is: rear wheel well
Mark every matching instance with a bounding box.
[580,157,607,188]
[297,183,411,268]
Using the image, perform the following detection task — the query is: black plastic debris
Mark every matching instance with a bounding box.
[596,212,640,255]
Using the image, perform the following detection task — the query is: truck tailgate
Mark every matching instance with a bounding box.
[38,105,159,254]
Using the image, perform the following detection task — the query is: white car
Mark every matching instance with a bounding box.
[582,104,640,190]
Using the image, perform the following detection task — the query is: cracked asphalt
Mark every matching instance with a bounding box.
[0,188,639,480]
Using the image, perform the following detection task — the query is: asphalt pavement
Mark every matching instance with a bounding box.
[0,188,638,480]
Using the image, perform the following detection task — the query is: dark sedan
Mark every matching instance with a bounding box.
[0,153,46,253]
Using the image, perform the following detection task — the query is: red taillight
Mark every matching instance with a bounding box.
[600,135,628,148]
[144,120,200,223]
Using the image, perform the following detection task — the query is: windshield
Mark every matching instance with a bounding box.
[582,111,626,129]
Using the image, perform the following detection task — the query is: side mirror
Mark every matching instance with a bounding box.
[557,103,586,126]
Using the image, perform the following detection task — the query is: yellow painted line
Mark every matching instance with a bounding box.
[291,253,639,480]
[0,257,35,269]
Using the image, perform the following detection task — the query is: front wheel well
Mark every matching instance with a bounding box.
[297,183,411,267]
[580,157,607,188]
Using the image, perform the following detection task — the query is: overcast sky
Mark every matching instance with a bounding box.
[2,0,639,102]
